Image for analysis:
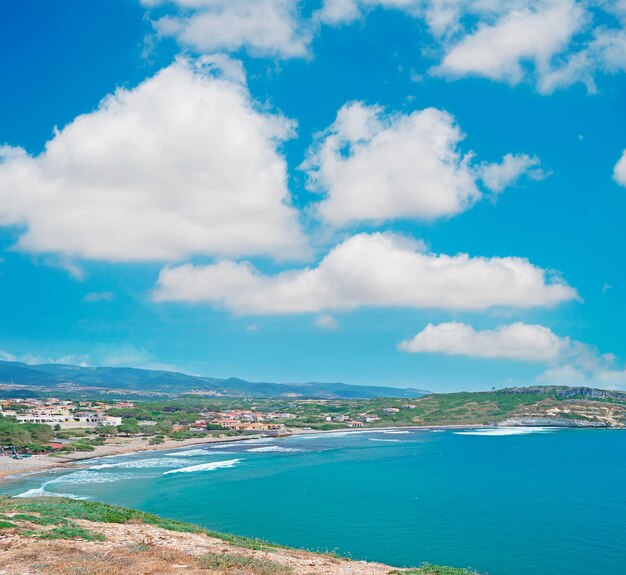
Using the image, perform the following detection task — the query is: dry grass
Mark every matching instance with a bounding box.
[0,541,208,575]
[197,551,294,574]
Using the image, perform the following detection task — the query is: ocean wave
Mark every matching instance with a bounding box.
[296,430,382,440]
[454,427,555,436]
[15,483,90,500]
[246,446,303,453]
[381,431,410,435]
[49,470,139,484]
[170,449,211,457]
[89,457,185,470]
[163,458,243,475]
[368,438,401,443]
[207,438,269,449]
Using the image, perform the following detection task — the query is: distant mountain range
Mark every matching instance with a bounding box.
[0,360,429,400]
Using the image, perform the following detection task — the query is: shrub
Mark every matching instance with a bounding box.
[27,524,106,541]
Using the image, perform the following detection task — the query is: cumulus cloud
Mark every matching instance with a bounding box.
[538,363,626,388]
[142,0,311,58]
[538,339,626,388]
[614,149,626,186]
[480,153,545,193]
[318,0,626,93]
[302,102,539,225]
[398,322,565,361]
[0,56,306,263]
[435,1,585,86]
[398,320,626,389]
[153,232,578,314]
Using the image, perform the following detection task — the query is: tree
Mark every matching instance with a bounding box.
[95,424,117,436]
[0,421,32,449]
[22,423,54,443]
[155,420,173,435]
[117,420,140,436]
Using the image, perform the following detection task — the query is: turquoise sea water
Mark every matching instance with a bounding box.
[2,427,625,575]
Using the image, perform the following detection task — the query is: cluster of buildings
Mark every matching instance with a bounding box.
[0,398,123,429]
[322,405,416,426]
[191,408,297,432]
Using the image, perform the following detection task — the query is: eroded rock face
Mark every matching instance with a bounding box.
[557,387,626,401]
[497,417,608,428]
[499,386,626,402]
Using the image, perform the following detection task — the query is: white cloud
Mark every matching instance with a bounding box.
[142,0,311,58]
[318,0,626,93]
[0,350,90,367]
[0,56,306,263]
[538,340,626,389]
[153,232,578,314]
[480,153,544,193]
[95,344,154,368]
[315,314,339,330]
[538,364,626,388]
[302,102,538,225]
[0,350,17,362]
[397,320,626,389]
[398,322,565,361]
[0,344,190,373]
[539,27,626,93]
[435,1,585,86]
[83,291,115,303]
[614,149,626,186]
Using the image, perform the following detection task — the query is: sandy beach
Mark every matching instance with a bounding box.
[0,433,266,483]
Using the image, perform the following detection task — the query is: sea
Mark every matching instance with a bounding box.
[2,427,624,575]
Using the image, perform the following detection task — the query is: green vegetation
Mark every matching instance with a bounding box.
[3,385,624,458]
[24,524,106,541]
[197,552,293,574]
[0,417,54,450]
[0,496,281,550]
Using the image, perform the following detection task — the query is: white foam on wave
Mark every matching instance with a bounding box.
[50,470,138,484]
[170,449,211,457]
[296,430,387,440]
[15,481,90,500]
[455,427,555,436]
[89,457,185,470]
[163,458,243,475]
[16,488,89,500]
[382,430,410,435]
[246,446,303,453]
[368,438,401,443]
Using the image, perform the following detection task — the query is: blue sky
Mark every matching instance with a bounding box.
[0,0,625,391]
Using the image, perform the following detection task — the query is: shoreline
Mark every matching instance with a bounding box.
[0,424,484,485]
[3,421,612,487]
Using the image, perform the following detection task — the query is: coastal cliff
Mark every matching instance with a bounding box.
[497,417,608,428]
[0,497,478,575]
